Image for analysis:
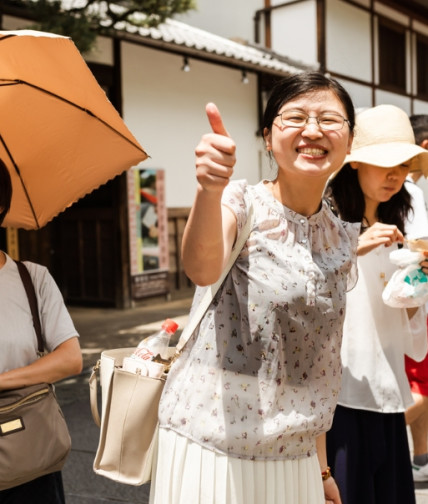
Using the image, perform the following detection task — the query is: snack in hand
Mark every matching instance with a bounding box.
[407,238,428,253]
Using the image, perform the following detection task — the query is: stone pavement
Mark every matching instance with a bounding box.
[55,293,193,504]
[412,445,428,504]
[54,291,428,503]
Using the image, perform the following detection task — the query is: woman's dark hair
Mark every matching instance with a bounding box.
[0,159,12,226]
[327,163,412,234]
[262,71,355,134]
[410,114,428,146]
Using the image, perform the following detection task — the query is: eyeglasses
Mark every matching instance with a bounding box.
[275,110,351,131]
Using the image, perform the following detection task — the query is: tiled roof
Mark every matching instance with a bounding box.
[111,16,313,76]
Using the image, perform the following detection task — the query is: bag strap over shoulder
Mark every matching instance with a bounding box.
[175,202,255,354]
[15,260,44,354]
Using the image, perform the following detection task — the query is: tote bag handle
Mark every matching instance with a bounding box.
[175,203,254,354]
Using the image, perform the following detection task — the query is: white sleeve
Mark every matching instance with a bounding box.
[405,304,428,362]
[405,181,428,239]
[25,262,79,352]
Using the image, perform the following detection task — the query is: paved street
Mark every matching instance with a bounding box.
[56,293,193,504]
[54,292,428,503]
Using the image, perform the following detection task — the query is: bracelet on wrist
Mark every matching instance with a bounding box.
[321,466,331,481]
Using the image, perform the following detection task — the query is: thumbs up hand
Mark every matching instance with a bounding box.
[195,103,236,193]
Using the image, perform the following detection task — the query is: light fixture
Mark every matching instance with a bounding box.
[241,70,249,84]
[182,56,190,72]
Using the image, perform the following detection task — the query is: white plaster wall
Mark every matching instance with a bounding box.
[177,0,264,43]
[271,1,318,66]
[335,78,373,110]
[414,101,428,114]
[326,0,372,82]
[375,89,411,113]
[121,42,263,208]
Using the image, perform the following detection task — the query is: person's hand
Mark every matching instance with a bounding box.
[357,222,404,256]
[194,103,236,193]
[420,259,428,275]
[420,251,428,275]
[324,476,342,504]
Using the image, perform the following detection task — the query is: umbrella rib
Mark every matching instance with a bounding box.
[0,133,41,229]
[0,82,19,88]
[0,79,148,156]
[0,35,17,43]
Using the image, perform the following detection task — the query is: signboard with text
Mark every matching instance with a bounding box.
[127,168,169,299]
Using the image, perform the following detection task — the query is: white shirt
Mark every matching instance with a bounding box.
[0,254,79,372]
[338,243,427,413]
[405,177,428,239]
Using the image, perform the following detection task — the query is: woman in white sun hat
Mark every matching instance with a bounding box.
[325,104,428,504]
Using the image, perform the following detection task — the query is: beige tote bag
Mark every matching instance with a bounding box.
[91,352,167,485]
[89,204,254,485]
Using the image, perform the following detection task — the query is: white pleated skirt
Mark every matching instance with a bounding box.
[149,428,324,504]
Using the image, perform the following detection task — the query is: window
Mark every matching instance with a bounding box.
[378,17,406,92]
[417,34,428,98]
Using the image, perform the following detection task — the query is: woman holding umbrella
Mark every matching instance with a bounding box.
[0,159,82,502]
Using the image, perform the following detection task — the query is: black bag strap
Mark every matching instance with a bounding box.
[15,260,44,354]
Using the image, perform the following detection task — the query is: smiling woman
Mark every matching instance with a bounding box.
[149,71,359,504]
[325,104,428,504]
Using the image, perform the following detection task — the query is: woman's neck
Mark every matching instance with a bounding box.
[363,200,379,226]
[269,179,324,217]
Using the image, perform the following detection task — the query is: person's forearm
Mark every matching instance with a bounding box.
[0,337,82,390]
[317,433,343,503]
[316,433,329,471]
[182,186,234,286]
[183,103,237,286]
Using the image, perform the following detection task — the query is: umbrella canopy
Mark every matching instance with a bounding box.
[0,30,148,230]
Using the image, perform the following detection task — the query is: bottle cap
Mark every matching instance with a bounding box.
[162,318,179,334]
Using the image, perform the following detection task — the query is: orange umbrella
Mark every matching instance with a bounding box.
[0,30,148,230]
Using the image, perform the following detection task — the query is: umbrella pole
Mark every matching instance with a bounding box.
[0,133,40,229]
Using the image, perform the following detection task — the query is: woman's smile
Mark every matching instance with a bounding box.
[296,143,328,158]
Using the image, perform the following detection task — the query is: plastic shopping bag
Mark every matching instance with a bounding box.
[382,248,428,308]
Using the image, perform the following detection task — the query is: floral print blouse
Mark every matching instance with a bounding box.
[158,180,360,460]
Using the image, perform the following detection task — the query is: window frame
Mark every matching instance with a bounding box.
[416,32,428,99]
[377,16,407,94]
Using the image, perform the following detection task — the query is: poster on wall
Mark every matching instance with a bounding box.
[127,167,169,299]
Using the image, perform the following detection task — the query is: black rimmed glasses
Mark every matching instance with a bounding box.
[275,110,351,131]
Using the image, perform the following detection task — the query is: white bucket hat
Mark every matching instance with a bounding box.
[345,104,428,175]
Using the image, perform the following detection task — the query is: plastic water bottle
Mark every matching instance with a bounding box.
[133,318,179,361]
[123,319,179,377]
